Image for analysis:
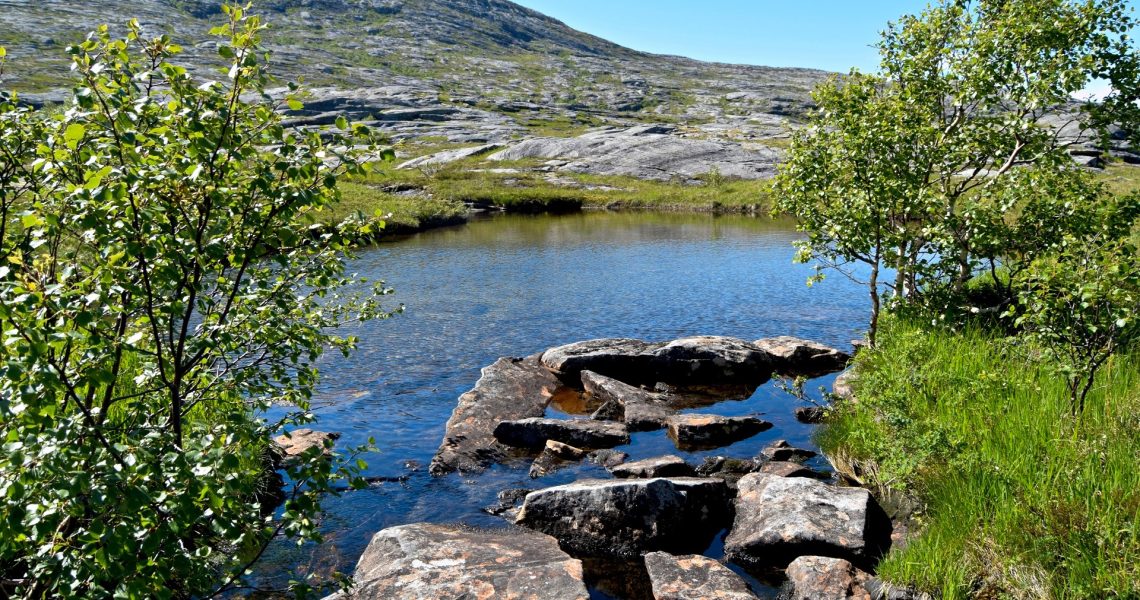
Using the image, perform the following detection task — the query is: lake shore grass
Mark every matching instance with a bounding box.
[819,316,1140,599]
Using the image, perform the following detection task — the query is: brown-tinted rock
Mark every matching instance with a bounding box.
[753,336,851,376]
[783,555,872,600]
[494,418,630,450]
[273,428,339,459]
[516,477,732,558]
[430,355,562,475]
[582,369,675,430]
[647,336,773,384]
[759,440,817,462]
[724,474,891,568]
[609,455,696,479]
[759,461,828,479]
[643,552,758,600]
[541,338,660,382]
[666,414,772,450]
[529,440,588,478]
[339,523,589,599]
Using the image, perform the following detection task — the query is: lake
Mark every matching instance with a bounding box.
[261,211,871,598]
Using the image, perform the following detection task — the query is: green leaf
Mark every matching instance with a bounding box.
[63,123,86,150]
[286,98,304,111]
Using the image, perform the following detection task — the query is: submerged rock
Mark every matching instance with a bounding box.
[753,336,851,376]
[273,428,339,460]
[516,477,732,558]
[336,523,589,599]
[582,370,675,431]
[666,414,772,450]
[643,552,759,600]
[430,355,562,475]
[724,474,891,568]
[609,455,696,479]
[782,555,872,600]
[794,406,827,424]
[482,488,533,517]
[494,417,630,450]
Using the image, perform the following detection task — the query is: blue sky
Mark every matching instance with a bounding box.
[512,1,1132,74]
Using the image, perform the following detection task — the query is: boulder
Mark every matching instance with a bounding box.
[643,552,758,600]
[794,406,827,424]
[541,338,660,382]
[759,440,817,462]
[696,456,763,482]
[586,449,629,469]
[430,355,562,475]
[482,488,533,517]
[340,523,589,599]
[833,370,857,401]
[609,455,696,479]
[753,336,851,376]
[783,556,872,600]
[582,370,675,431]
[724,474,891,568]
[273,429,339,459]
[648,336,773,384]
[515,477,732,558]
[666,414,772,450]
[529,440,587,478]
[494,418,630,450]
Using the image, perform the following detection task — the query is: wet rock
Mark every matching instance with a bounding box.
[833,370,857,401]
[582,370,675,431]
[724,474,891,568]
[483,488,533,517]
[696,456,763,481]
[273,429,339,460]
[587,449,630,468]
[541,338,660,382]
[494,417,630,450]
[794,406,827,424]
[529,440,588,478]
[396,143,502,169]
[759,461,828,479]
[430,355,562,475]
[782,555,872,600]
[609,455,696,479]
[862,578,936,600]
[643,552,758,600]
[647,336,774,384]
[516,477,732,558]
[759,440,817,462]
[666,414,772,450]
[753,336,851,376]
[340,523,589,599]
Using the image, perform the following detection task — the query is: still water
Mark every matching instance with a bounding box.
[261,211,870,597]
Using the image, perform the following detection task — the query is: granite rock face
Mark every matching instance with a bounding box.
[643,552,758,600]
[724,474,891,568]
[541,338,660,382]
[609,455,696,479]
[515,477,732,558]
[542,336,773,385]
[273,428,339,459]
[335,522,589,599]
[429,355,561,475]
[783,555,872,600]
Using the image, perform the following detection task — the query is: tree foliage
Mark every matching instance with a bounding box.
[0,6,393,598]
[776,0,1140,346]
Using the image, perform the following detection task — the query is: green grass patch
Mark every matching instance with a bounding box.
[819,317,1140,599]
[1096,163,1140,197]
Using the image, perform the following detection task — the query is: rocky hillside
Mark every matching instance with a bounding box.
[0,0,827,164]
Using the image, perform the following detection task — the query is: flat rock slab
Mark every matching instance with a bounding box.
[494,418,630,450]
[542,336,773,385]
[760,440,818,462]
[666,414,772,450]
[529,440,588,478]
[516,477,732,558]
[430,355,562,475]
[339,523,589,599]
[753,336,851,376]
[609,455,695,479]
[643,552,758,600]
[583,370,675,431]
[724,474,891,568]
[273,429,339,459]
[397,143,502,169]
[759,461,828,479]
[783,555,872,600]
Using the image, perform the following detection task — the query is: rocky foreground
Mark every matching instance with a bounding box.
[322,335,929,599]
